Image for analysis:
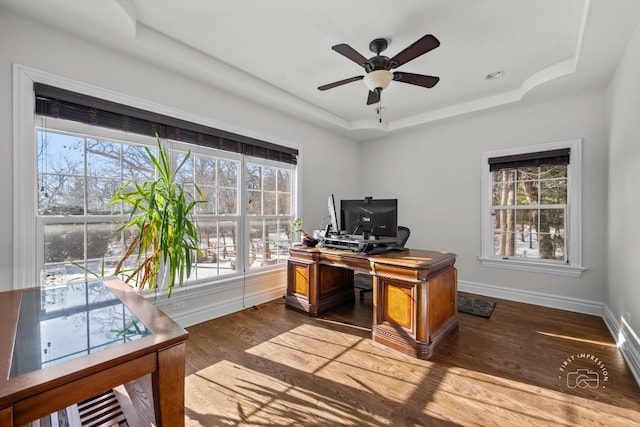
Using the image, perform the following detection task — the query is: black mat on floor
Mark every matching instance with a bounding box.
[457,294,496,318]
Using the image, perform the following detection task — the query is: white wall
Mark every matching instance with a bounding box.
[0,9,361,302]
[605,17,640,367]
[361,91,608,304]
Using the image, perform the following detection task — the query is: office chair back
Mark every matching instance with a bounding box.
[397,226,410,248]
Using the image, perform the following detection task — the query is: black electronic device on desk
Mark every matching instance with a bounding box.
[322,234,398,254]
[321,194,400,253]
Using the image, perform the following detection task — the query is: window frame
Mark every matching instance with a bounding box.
[480,139,585,277]
[13,64,300,290]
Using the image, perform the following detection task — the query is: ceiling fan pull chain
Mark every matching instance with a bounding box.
[378,98,383,123]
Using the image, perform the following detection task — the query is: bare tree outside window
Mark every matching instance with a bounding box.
[492,165,567,262]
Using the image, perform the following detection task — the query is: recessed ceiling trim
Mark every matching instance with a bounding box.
[134,23,352,130]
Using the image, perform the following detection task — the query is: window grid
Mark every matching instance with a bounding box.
[36,122,293,286]
[491,165,568,263]
[246,163,294,270]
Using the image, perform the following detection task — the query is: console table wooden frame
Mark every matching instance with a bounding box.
[286,247,458,359]
[0,278,188,427]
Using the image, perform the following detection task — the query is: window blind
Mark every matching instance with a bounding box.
[34,83,298,164]
[488,148,569,171]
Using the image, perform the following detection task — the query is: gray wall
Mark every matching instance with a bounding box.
[360,91,608,303]
[606,18,640,343]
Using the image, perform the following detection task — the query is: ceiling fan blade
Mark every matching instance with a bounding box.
[318,75,364,91]
[367,90,380,105]
[332,44,369,67]
[389,34,440,68]
[393,72,440,88]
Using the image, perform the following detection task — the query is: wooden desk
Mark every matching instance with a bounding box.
[0,278,188,427]
[286,247,458,359]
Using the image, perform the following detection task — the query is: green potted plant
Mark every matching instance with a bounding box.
[292,218,318,247]
[110,134,205,296]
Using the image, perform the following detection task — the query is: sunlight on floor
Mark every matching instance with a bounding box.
[245,323,434,399]
[184,322,640,426]
[536,330,617,347]
[426,365,639,425]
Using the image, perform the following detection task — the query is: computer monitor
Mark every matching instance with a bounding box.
[328,194,340,235]
[341,197,398,238]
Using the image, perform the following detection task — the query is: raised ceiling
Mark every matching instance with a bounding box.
[2,0,640,141]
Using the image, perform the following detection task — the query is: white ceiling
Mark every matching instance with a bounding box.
[2,0,640,141]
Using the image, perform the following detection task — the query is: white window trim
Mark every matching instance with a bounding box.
[479,138,585,277]
[13,64,302,289]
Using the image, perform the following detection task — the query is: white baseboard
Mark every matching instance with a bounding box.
[458,280,604,316]
[153,269,286,328]
[172,284,285,328]
[603,304,640,387]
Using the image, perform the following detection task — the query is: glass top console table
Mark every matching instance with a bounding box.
[0,278,188,426]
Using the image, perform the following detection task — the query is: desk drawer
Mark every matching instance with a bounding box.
[321,253,370,270]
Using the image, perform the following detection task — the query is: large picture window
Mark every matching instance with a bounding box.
[480,139,584,276]
[14,75,298,289]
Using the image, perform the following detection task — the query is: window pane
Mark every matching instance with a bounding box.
[540,164,567,179]
[517,167,537,181]
[493,208,515,256]
[193,220,238,280]
[39,175,85,215]
[247,190,262,214]
[175,153,194,184]
[491,170,516,206]
[218,160,238,187]
[44,223,85,264]
[540,208,565,236]
[87,177,121,215]
[277,170,291,192]
[277,192,291,215]
[38,130,85,215]
[194,156,216,185]
[122,144,154,181]
[263,167,276,191]
[38,131,84,175]
[218,189,237,214]
[197,186,217,214]
[86,139,121,178]
[516,181,539,205]
[541,179,567,204]
[248,219,264,269]
[248,219,291,270]
[263,191,277,215]
[86,222,121,262]
[493,232,515,257]
[274,219,292,263]
[247,165,261,190]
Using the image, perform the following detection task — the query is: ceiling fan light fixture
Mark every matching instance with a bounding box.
[363,69,393,91]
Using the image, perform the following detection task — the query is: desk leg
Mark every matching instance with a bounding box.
[152,342,186,427]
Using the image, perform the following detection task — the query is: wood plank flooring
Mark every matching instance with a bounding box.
[184,292,640,426]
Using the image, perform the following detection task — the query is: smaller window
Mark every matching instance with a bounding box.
[480,139,584,276]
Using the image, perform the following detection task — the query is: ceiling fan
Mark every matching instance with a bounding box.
[318,34,440,106]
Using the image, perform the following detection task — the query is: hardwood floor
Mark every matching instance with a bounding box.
[184,292,640,426]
